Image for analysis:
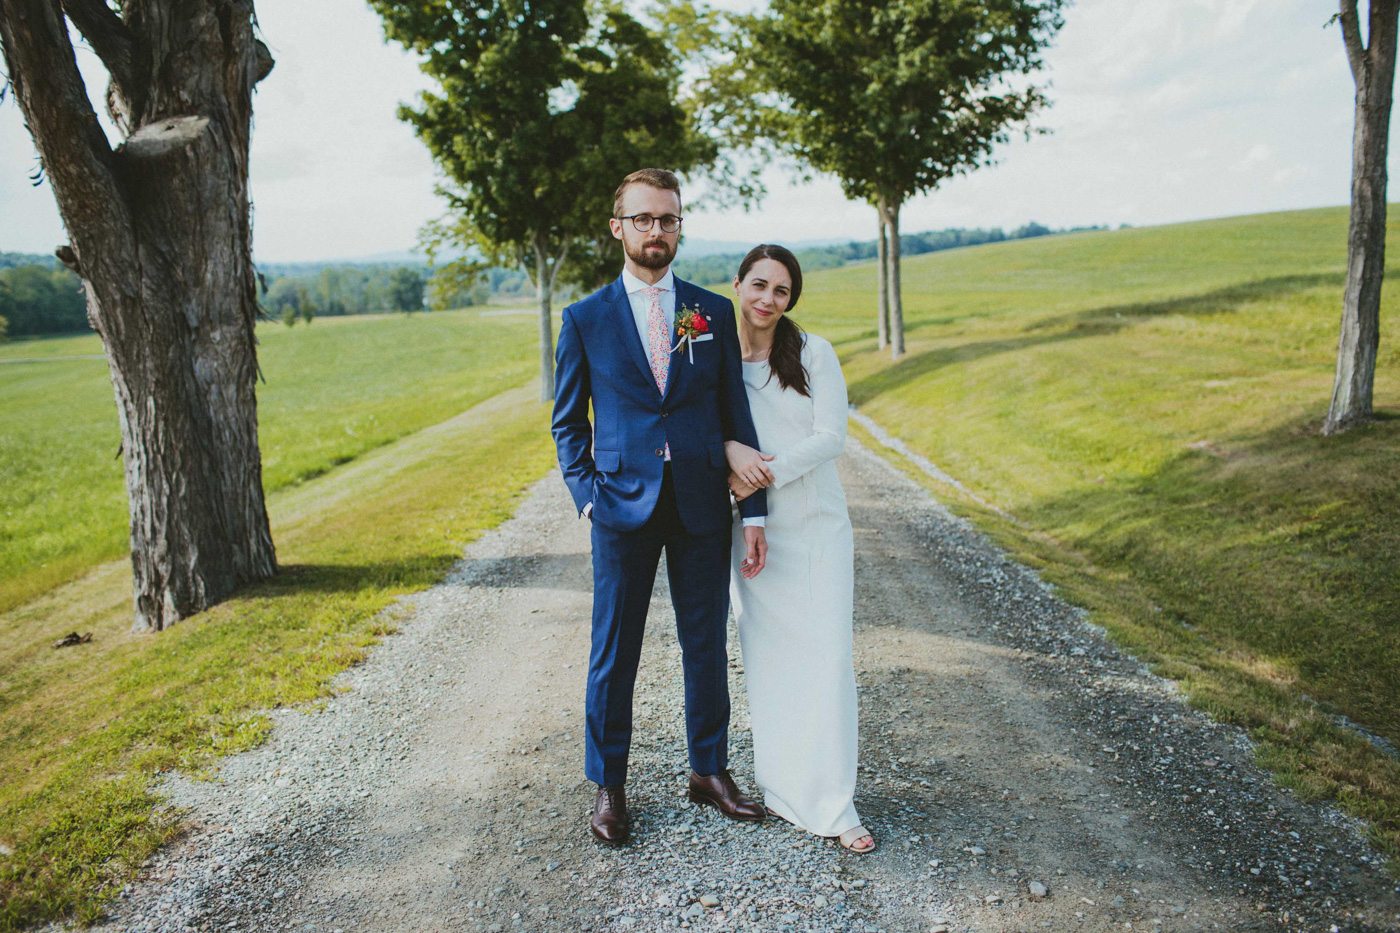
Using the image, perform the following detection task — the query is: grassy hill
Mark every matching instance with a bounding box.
[1,205,1397,925]
[786,204,1399,859]
[0,312,537,612]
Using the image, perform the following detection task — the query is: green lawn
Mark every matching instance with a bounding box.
[0,311,537,612]
[0,310,555,927]
[791,205,1400,860]
[3,204,1398,926]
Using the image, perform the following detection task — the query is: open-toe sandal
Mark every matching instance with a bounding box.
[837,825,876,853]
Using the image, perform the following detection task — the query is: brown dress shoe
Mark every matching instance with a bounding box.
[590,784,630,845]
[688,770,766,821]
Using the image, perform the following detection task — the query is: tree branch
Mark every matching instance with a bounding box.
[60,0,138,95]
[253,38,274,84]
[1340,0,1366,85]
[0,0,123,242]
[1368,0,1400,69]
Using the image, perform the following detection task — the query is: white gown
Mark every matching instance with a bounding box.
[730,332,861,838]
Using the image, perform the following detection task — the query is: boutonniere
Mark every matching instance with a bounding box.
[672,304,714,362]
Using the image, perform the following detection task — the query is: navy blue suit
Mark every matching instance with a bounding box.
[552,274,766,786]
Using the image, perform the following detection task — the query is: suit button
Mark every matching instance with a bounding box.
[655,448,665,457]
[661,411,669,418]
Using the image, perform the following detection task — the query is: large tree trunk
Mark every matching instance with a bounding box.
[876,209,890,350]
[0,0,277,631]
[880,196,906,360]
[1327,0,1399,435]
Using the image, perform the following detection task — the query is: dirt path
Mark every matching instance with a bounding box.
[87,437,1399,932]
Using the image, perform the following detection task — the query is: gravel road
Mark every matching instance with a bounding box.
[81,436,1400,932]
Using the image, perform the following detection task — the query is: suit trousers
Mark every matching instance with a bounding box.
[585,465,733,787]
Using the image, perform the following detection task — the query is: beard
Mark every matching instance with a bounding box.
[624,236,675,270]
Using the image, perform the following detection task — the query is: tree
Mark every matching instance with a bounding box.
[0,264,88,335]
[732,0,1065,358]
[370,0,718,400]
[0,1,277,631]
[388,267,426,313]
[1326,1,1399,434]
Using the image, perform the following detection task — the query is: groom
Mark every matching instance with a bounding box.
[552,168,769,845]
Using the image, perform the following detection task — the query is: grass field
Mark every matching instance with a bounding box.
[0,310,553,927]
[2,204,1398,925]
[0,311,537,613]
[787,205,1400,860]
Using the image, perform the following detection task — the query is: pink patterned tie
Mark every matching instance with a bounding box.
[645,286,669,394]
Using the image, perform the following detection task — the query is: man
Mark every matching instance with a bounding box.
[552,168,770,845]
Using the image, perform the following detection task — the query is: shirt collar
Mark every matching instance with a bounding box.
[621,267,674,295]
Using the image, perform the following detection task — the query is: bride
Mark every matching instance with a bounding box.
[723,244,873,853]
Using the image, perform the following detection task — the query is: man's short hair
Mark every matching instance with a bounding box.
[613,168,682,218]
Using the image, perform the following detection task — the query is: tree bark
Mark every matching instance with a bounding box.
[0,0,277,631]
[876,208,890,350]
[1327,0,1399,434]
[880,196,906,359]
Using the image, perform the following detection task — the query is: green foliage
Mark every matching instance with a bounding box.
[0,265,88,337]
[369,0,719,293]
[387,267,426,312]
[0,311,537,612]
[259,263,431,322]
[737,0,1068,208]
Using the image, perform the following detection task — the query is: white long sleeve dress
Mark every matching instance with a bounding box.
[730,332,861,838]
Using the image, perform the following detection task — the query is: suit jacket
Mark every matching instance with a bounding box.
[551,274,767,535]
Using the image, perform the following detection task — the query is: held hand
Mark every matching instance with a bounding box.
[740,525,767,579]
[724,440,776,489]
[728,471,758,502]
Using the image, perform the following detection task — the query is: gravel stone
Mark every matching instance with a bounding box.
[64,438,1400,932]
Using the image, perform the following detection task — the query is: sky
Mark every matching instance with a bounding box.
[0,0,1373,263]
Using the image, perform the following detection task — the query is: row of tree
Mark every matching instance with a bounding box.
[0,261,427,335]
[374,0,1070,400]
[671,223,1104,287]
[0,263,87,336]
[261,265,426,324]
[0,0,1390,635]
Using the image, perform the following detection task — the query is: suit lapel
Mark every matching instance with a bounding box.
[662,277,697,404]
[606,276,659,391]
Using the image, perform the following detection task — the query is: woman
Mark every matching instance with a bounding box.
[723,244,873,853]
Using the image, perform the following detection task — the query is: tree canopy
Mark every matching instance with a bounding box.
[718,0,1066,356]
[370,0,721,397]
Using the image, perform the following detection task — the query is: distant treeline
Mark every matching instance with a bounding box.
[0,262,87,337]
[258,264,430,325]
[671,222,1106,285]
[0,221,1106,336]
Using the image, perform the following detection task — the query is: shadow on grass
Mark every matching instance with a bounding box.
[245,553,592,600]
[239,560,461,599]
[847,273,1349,404]
[1021,272,1348,334]
[1011,407,1400,745]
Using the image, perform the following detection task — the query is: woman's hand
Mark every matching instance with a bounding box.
[728,472,758,501]
[724,440,775,489]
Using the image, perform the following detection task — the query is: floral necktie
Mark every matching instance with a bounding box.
[645,286,668,394]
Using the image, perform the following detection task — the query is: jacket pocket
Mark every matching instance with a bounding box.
[594,448,621,474]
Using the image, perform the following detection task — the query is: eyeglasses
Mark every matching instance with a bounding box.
[617,213,683,233]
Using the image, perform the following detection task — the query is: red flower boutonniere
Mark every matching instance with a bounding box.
[672,304,714,362]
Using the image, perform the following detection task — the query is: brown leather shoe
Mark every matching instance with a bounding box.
[688,770,765,821]
[590,784,630,845]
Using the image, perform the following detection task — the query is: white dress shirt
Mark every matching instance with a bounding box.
[586,266,765,528]
[621,266,676,350]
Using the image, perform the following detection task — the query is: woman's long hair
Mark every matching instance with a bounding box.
[737,244,809,397]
